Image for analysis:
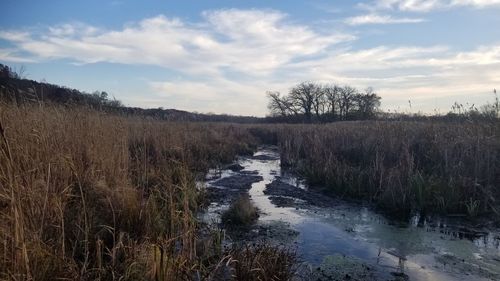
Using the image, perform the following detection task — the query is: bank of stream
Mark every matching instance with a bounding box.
[201,147,500,281]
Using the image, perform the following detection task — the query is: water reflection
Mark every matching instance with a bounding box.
[205,147,500,281]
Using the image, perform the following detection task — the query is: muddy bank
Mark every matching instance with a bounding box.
[435,254,500,280]
[264,178,336,208]
[212,173,263,190]
[308,254,407,281]
[201,147,500,281]
[224,163,245,172]
[204,186,247,204]
[251,154,280,161]
[205,173,263,203]
[225,221,299,245]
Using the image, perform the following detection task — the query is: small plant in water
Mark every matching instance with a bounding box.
[221,195,259,228]
[466,198,481,218]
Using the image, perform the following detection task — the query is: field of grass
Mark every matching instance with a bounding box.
[1,101,499,280]
[277,121,500,217]
[0,103,282,280]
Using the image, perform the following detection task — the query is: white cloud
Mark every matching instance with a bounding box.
[0,9,498,115]
[363,0,500,12]
[288,44,500,111]
[0,10,353,76]
[345,14,426,25]
[0,48,36,63]
[148,78,278,115]
[0,31,31,42]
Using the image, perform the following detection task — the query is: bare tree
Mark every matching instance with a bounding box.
[267,91,299,117]
[267,91,287,117]
[312,84,326,119]
[289,82,318,122]
[354,87,381,119]
[323,84,342,118]
[339,86,357,120]
[266,81,381,122]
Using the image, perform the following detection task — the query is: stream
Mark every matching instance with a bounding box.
[202,147,500,281]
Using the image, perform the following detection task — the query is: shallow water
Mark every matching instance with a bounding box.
[205,148,500,281]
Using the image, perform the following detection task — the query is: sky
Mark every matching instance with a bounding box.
[1,0,500,116]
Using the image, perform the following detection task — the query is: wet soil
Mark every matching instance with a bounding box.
[212,174,263,190]
[206,173,263,203]
[201,147,500,281]
[225,163,245,172]
[308,254,401,281]
[264,178,337,207]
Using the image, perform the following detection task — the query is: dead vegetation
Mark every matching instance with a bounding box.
[0,103,294,280]
[221,195,259,228]
[1,98,498,280]
[225,244,298,281]
[277,121,500,217]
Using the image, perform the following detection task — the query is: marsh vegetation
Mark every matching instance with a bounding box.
[277,121,500,217]
[0,66,499,280]
[221,195,259,228]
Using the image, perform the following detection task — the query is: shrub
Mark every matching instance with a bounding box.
[221,195,259,228]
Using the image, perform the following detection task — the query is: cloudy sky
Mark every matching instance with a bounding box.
[1,0,499,116]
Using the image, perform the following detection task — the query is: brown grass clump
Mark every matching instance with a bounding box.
[277,121,500,216]
[221,195,259,228]
[0,103,262,280]
[226,244,298,281]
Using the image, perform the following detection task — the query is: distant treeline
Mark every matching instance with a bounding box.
[0,64,261,123]
[267,82,381,122]
[1,63,498,123]
[267,81,499,123]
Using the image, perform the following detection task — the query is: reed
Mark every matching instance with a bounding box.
[226,244,298,281]
[277,121,500,216]
[3,99,496,280]
[0,103,263,280]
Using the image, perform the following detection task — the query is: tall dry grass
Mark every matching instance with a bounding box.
[278,121,500,216]
[0,103,261,280]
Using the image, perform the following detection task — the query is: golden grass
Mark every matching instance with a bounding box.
[0,103,261,280]
[3,99,495,280]
[277,121,500,216]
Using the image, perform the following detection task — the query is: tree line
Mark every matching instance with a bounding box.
[0,63,263,123]
[267,82,381,122]
[2,63,497,123]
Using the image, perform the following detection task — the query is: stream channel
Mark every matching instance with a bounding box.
[201,146,500,281]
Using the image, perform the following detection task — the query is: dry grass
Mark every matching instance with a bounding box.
[277,121,500,216]
[226,244,298,281]
[3,99,495,280]
[0,103,265,280]
[221,195,259,228]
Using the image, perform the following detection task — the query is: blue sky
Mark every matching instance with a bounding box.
[1,0,500,116]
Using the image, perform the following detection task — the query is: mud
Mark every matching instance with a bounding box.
[308,254,391,281]
[224,163,245,172]
[201,147,500,281]
[226,221,299,245]
[251,154,280,161]
[264,178,336,207]
[212,174,263,190]
[435,254,500,280]
[206,172,263,204]
[205,186,246,203]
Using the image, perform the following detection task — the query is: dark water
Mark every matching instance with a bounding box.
[204,148,500,281]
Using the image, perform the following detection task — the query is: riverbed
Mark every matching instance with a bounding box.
[202,147,500,281]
